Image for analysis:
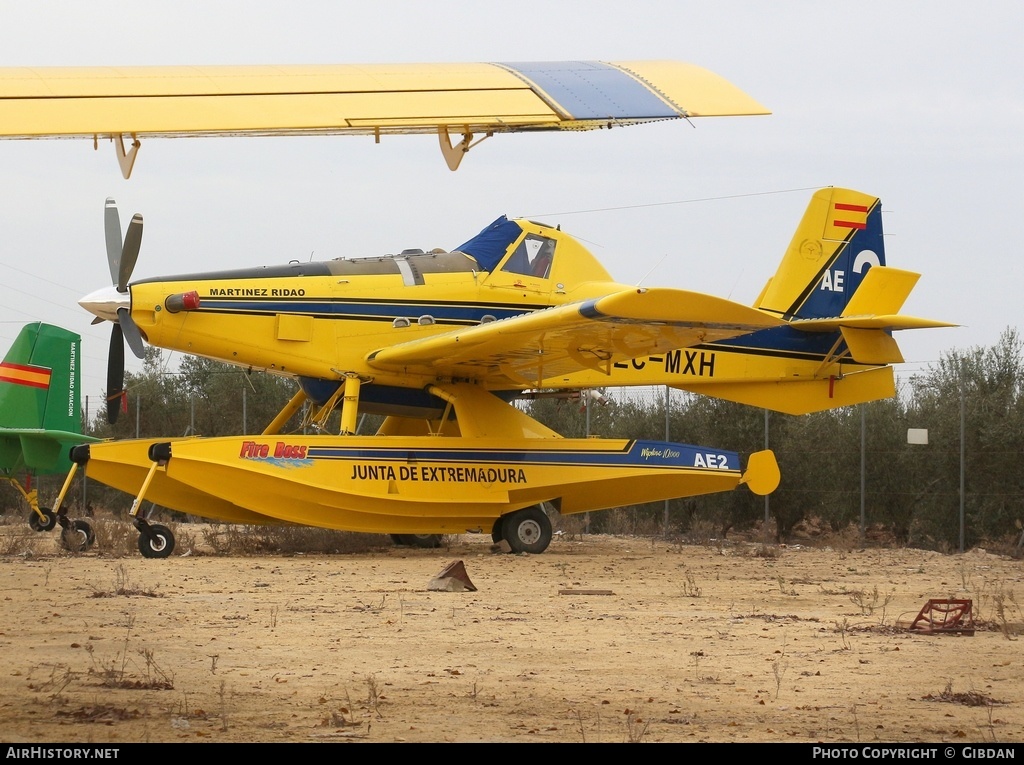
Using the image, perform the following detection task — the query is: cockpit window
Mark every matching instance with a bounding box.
[501,235,555,279]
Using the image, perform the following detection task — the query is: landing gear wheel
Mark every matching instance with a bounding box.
[501,506,552,554]
[138,523,175,559]
[491,518,504,544]
[60,519,94,553]
[28,508,57,532]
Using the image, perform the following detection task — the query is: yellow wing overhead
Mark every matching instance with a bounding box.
[0,60,769,175]
[367,287,783,388]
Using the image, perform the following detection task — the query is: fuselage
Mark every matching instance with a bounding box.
[79,208,899,420]
[97,218,628,394]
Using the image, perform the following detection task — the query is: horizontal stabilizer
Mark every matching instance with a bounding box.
[673,366,896,415]
[840,327,903,365]
[842,267,918,317]
[784,266,954,364]
[0,428,98,473]
[793,314,956,332]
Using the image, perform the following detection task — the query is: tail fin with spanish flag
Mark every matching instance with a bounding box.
[0,323,90,474]
[673,188,953,414]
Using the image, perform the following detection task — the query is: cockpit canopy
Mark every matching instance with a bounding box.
[135,216,610,286]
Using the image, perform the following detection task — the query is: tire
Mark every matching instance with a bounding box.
[60,519,94,553]
[501,506,552,554]
[490,517,504,543]
[138,523,175,559]
[28,508,57,532]
[83,519,96,546]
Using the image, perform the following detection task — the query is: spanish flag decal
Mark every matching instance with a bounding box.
[0,362,51,389]
[831,202,869,231]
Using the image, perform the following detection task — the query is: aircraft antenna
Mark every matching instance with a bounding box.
[636,254,667,288]
[243,369,258,394]
[726,269,745,300]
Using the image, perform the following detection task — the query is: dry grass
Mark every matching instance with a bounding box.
[0,513,46,556]
[1,506,1022,569]
[923,680,1003,708]
[88,517,138,557]
[89,563,162,598]
[84,613,174,691]
[199,523,391,555]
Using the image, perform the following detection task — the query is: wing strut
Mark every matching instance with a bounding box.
[812,334,851,378]
[438,126,493,171]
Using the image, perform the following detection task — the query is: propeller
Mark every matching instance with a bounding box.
[103,198,145,424]
[106,323,126,425]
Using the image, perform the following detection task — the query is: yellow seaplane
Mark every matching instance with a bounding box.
[51,186,949,556]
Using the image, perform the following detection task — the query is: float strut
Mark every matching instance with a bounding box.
[262,388,308,436]
[129,442,171,520]
[49,462,80,517]
[339,374,362,435]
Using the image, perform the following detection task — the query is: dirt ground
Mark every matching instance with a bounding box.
[0,526,1021,744]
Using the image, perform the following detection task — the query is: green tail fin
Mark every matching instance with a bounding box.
[0,323,82,432]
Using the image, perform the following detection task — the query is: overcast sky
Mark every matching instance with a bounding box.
[0,1,1020,409]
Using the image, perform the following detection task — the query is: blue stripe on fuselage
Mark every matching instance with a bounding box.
[305,440,739,471]
[197,299,533,324]
[707,325,846,358]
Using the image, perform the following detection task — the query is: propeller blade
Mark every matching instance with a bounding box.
[104,198,122,287]
[117,306,146,359]
[107,324,125,425]
[118,213,143,293]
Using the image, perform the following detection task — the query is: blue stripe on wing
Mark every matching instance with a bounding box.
[497,61,678,120]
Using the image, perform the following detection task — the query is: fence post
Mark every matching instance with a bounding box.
[763,409,770,526]
[860,404,866,544]
[663,386,670,535]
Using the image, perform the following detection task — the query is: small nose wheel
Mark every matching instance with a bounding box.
[136,521,175,559]
[59,519,95,552]
[28,508,58,532]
